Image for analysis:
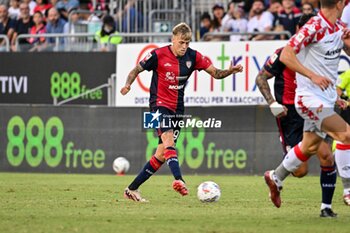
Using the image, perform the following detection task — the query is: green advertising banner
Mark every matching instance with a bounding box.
[0,52,115,105]
[0,105,321,174]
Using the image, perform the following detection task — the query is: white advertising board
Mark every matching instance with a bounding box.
[116,41,350,107]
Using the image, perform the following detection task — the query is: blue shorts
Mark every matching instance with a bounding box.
[150,106,183,145]
[276,104,303,154]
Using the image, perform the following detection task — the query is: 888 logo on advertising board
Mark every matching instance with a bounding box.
[7,116,63,167]
[4,115,106,171]
[50,72,103,101]
[145,118,249,173]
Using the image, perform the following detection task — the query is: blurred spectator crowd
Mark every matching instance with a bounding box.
[199,0,350,41]
[0,0,349,52]
[0,0,123,51]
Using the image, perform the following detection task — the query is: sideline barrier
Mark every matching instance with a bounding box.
[0,104,321,175]
[201,31,292,41]
[0,35,10,52]
[15,33,96,52]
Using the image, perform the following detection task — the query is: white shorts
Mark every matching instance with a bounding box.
[295,95,335,138]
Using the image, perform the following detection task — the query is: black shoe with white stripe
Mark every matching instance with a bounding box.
[320,208,337,218]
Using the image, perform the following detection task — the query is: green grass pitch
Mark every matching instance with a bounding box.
[0,173,349,233]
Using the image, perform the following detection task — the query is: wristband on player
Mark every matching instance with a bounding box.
[269,101,285,117]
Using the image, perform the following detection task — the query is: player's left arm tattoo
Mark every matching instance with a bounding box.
[205,64,243,79]
[255,68,275,105]
[212,68,235,79]
[125,64,144,86]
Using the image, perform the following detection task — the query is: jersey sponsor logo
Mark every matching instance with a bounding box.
[165,72,176,83]
[168,84,185,90]
[164,63,172,67]
[325,48,341,56]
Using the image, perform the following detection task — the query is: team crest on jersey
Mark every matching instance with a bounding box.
[186,61,192,68]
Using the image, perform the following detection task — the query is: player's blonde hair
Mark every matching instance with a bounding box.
[172,22,192,41]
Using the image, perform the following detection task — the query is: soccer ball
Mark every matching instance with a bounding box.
[197,181,221,202]
[112,157,130,174]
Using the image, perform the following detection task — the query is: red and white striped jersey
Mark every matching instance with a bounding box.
[287,11,346,104]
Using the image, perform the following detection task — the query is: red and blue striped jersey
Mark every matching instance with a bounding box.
[264,47,296,105]
[140,45,211,112]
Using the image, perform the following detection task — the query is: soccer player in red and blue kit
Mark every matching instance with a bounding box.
[120,22,243,202]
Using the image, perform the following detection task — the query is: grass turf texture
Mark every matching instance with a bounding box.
[0,173,349,233]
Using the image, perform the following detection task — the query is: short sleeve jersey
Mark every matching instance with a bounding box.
[287,12,346,104]
[263,47,296,105]
[140,45,212,113]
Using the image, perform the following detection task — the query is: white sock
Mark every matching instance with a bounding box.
[335,143,350,196]
[344,188,350,196]
[282,144,307,172]
[335,144,350,177]
[321,203,332,210]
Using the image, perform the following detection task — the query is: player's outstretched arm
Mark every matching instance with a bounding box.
[256,68,287,118]
[120,64,145,95]
[280,45,332,91]
[204,62,243,79]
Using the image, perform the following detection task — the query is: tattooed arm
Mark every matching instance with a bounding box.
[205,62,243,79]
[255,67,275,105]
[120,64,145,95]
[256,67,288,117]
